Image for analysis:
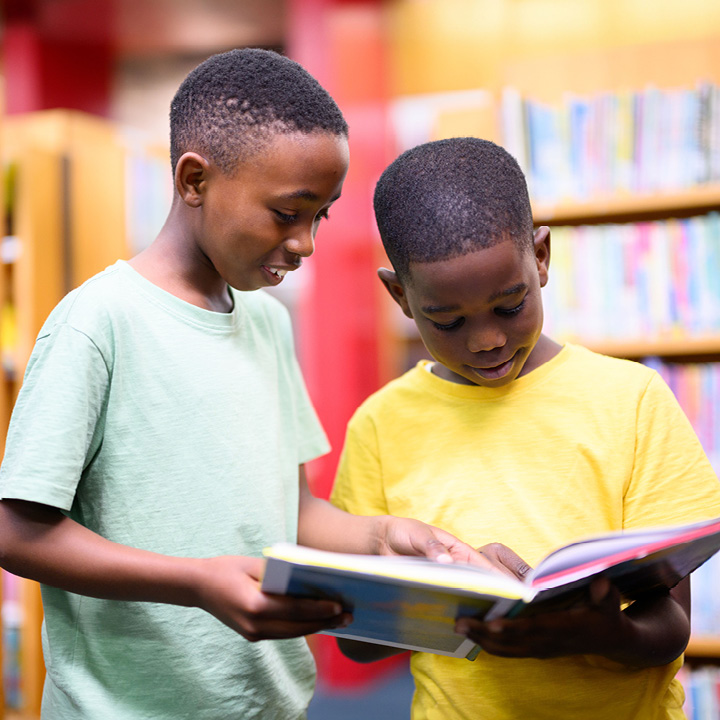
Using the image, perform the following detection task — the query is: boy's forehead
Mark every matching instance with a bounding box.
[234,130,348,175]
[405,241,529,302]
[213,130,349,201]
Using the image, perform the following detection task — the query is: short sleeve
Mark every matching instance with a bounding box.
[623,372,720,530]
[268,297,329,465]
[330,408,388,516]
[0,323,109,510]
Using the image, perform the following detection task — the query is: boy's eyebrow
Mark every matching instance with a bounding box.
[421,303,461,314]
[277,189,342,203]
[488,282,528,302]
[421,283,528,314]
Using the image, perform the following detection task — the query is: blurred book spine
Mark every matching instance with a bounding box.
[500,82,720,203]
[678,663,720,720]
[2,571,23,709]
[542,213,720,345]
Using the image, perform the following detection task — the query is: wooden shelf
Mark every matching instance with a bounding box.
[533,184,720,226]
[685,636,720,664]
[0,111,130,719]
[578,336,720,361]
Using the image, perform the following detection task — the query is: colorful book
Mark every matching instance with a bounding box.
[262,516,720,659]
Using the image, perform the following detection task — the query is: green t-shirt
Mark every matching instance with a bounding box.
[0,260,329,719]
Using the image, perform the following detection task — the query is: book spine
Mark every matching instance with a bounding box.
[498,82,720,200]
[545,213,720,343]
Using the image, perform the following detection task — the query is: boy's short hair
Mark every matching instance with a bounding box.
[170,48,348,174]
[374,137,534,282]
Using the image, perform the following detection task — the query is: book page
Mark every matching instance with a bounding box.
[264,543,532,600]
[530,516,720,588]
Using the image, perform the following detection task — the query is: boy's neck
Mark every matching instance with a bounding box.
[519,334,563,376]
[129,223,234,313]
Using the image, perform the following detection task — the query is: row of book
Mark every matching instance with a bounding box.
[542,213,720,343]
[678,663,720,720]
[2,571,22,708]
[501,82,720,203]
[690,552,720,638]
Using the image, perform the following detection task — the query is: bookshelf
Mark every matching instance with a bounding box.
[686,637,720,666]
[0,110,135,719]
[533,184,720,226]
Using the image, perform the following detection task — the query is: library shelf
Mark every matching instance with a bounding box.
[580,336,720,362]
[533,184,720,227]
[685,637,720,666]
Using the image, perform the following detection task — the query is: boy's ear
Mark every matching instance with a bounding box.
[533,226,551,288]
[377,267,413,318]
[175,152,211,208]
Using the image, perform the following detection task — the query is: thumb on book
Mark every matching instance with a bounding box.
[589,575,613,606]
[477,542,533,580]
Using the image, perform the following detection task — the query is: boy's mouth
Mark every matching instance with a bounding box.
[262,265,289,284]
[468,353,517,381]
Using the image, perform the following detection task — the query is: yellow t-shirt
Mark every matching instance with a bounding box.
[331,343,720,720]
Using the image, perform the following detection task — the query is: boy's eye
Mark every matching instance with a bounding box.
[273,210,298,224]
[315,208,331,223]
[431,318,464,331]
[495,299,526,317]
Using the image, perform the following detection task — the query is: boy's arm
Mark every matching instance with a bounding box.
[0,498,350,641]
[298,463,495,665]
[455,573,691,668]
[297,465,488,564]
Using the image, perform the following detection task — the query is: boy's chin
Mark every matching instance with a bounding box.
[433,362,520,388]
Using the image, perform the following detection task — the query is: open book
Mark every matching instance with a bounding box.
[261,515,720,659]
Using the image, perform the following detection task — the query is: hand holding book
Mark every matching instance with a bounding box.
[455,572,691,668]
[262,515,720,660]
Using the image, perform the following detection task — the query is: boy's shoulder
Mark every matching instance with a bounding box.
[350,362,432,418]
[559,342,658,389]
[41,261,131,335]
[43,263,290,337]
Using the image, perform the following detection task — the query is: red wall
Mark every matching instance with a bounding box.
[287,0,408,689]
[2,0,114,115]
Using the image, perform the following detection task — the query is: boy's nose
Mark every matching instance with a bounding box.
[284,226,315,258]
[467,325,506,353]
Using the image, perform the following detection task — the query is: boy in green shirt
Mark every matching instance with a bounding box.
[0,50,483,720]
[332,136,720,719]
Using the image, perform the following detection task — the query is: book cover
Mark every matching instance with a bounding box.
[262,547,530,659]
[262,515,720,659]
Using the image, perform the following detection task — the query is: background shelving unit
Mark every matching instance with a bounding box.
[533,185,720,226]
[685,637,720,666]
[0,110,143,719]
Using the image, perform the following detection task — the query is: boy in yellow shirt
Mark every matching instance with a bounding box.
[331,136,720,719]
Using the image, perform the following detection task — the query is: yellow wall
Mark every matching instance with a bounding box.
[387,0,720,97]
